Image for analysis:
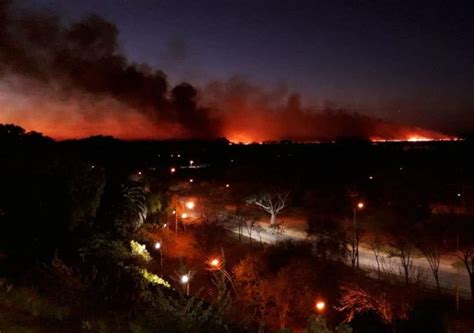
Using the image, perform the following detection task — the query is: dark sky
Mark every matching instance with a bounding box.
[21,0,474,133]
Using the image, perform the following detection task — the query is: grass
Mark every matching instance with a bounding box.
[0,279,78,332]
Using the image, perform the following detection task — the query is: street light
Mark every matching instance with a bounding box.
[154,242,163,272]
[181,274,189,284]
[205,255,238,296]
[180,273,191,295]
[174,200,195,235]
[210,258,220,268]
[315,301,326,312]
[353,202,365,269]
[225,184,230,188]
[170,167,176,174]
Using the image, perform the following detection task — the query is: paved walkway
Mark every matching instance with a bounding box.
[223,220,471,298]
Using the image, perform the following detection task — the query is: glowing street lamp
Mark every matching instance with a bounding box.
[154,241,163,271]
[210,258,220,268]
[205,255,238,296]
[181,274,189,284]
[174,200,195,236]
[189,178,194,184]
[315,301,326,313]
[189,160,194,166]
[353,201,365,269]
[180,273,191,295]
[206,257,222,271]
[225,184,230,188]
[170,167,176,174]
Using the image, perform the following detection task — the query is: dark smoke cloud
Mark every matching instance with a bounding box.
[0,1,451,141]
[0,0,218,139]
[204,77,451,142]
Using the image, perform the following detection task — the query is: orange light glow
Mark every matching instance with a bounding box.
[407,135,431,142]
[225,131,266,145]
[370,133,460,143]
[181,213,188,219]
[315,301,326,312]
[185,201,195,209]
[170,167,176,174]
[210,258,220,267]
[357,202,365,209]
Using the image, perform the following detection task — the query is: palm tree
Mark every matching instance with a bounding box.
[115,182,147,235]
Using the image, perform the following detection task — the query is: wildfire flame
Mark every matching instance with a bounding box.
[370,134,460,143]
[226,131,264,145]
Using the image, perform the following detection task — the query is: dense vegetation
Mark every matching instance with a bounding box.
[0,124,473,332]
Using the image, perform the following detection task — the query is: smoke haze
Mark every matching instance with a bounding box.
[0,1,453,142]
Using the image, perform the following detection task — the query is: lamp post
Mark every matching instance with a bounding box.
[154,241,163,272]
[174,200,195,236]
[353,202,364,269]
[206,255,238,297]
[180,273,191,296]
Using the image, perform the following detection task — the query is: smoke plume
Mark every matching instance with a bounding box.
[0,1,453,142]
[0,0,218,139]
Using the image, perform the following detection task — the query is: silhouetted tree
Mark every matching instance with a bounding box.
[113,182,147,236]
[248,192,289,226]
[415,221,445,293]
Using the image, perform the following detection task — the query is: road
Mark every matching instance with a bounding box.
[223,221,471,298]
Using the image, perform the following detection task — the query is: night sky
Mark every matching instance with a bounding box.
[3,0,474,138]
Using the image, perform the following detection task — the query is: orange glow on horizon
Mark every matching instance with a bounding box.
[370,133,460,143]
[0,79,463,143]
[1,100,461,143]
[0,94,185,140]
[225,131,265,145]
